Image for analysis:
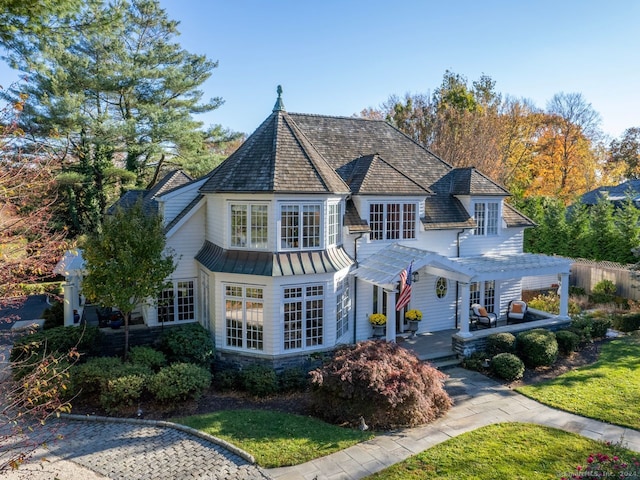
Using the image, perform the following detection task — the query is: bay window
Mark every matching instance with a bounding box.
[280,203,321,249]
[230,203,268,248]
[283,284,324,350]
[225,284,264,350]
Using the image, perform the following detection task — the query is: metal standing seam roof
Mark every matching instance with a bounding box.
[195,241,354,276]
[352,244,572,288]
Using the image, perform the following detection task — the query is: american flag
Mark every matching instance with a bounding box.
[396,262,412,311]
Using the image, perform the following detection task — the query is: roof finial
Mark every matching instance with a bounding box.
[273,85,285,112]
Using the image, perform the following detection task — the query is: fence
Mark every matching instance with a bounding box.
[570,259,640,301]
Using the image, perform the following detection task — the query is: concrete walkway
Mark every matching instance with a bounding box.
[266,367,640,480]
[3,366,640,479]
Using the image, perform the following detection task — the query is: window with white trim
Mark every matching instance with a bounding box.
[369,202,416,241]
[224,285,264,350]
[280,203,322,250]
[473,201,499,236]
[336,277,350,338]
[327,202,342,246]
[283,284,324,350]
[230,204,268,248]
[158,280,195,323]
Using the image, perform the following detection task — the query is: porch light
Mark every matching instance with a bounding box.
[412,271,419,283]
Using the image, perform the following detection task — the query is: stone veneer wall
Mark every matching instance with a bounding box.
[452,316,572,357]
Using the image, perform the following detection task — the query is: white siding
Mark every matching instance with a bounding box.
[167,208,205,280]
[498,279,523,317]
[459,227,524,256]
[160,179,206,226]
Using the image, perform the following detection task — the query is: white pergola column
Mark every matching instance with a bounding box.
[558,272,570,319]
[385,289,396,342]
[458,282,472,338]
[62,281,75,327]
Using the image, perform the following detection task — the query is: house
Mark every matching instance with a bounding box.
[58,87,572,366]
[579,180,640,209]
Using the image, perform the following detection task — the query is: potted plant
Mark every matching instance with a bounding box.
[368,313,387,337]
[405,309,422,335]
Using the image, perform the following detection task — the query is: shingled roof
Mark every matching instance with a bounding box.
[198,89,528,230]
[108,170,193,215]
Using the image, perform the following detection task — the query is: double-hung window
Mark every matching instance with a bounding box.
[230,204,268,248]
[280,203,321,249]
[224,285,264,350]
[369,202,416,241]
[473,201,499,236]
[283,284,324,350]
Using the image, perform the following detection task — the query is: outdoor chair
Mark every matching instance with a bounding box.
[470,303,498,329]
[507,300,528,324]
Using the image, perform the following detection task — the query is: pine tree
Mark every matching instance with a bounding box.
[1,0,225,233]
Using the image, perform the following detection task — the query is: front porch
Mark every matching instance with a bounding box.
[399,313,572,368]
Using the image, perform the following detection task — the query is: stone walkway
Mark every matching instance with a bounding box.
[3,367,640,479]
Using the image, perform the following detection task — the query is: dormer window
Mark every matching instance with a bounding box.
[280,203,321,250]
[473,201,499,236]
[230,203,268,249]
[369,202,416,241]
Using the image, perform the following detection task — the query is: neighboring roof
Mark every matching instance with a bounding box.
[580,180,640,206]
[108,170,193,215]
[195,241,353,276]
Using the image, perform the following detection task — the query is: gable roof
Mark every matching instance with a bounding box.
[108,170,193,215]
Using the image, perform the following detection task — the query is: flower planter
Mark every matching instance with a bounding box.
[371,324,386,338]
[408,320,420,332]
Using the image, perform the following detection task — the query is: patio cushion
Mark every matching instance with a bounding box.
[511,303,523,314]
[478,307,488,317]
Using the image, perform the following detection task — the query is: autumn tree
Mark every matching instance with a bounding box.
[81,200,176,356]
[0,93,67,303]
[1,0,226,233]
[528,93,602,203]
[608,127,640,181]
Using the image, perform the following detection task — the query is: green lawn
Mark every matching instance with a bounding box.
[364,423,638,480]
[174,409,373,468]
[516,334,640,429]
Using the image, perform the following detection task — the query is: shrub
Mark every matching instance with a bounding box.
[528,293,580,315]
[590,280,617,305]
[240,364,279,397]
[71,356,124,397]
[569,315,594,343]
[611,312,640,332]
[555,330,580,355]
[569,286,586,296]
[11,325,99,362]
[590,317,612,339]
[485,332,516,356]
[158,323,214,366]
[516,329,558,367]
[490,353,525,381]
[99,374,147,413]
[461,351,488,372]
[70,356,152,399]
[309,340,452,430]
[278,367,309,392]
[127,346,166,372]
[147,363,211,405]
[212,368,240,391]
[42,301,64,330]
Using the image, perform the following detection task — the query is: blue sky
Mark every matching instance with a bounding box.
[2,1,639,139]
